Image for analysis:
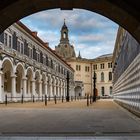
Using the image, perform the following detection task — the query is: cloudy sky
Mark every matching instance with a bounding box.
[21,9,118,59]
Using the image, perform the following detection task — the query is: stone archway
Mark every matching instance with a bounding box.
[2,59,13,97]
[75,86,82,97]
[35,71,40,96]
[26,67,33,95]
[0,0,139,43]
[15,63,25,94]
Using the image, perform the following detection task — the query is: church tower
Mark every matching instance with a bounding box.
[60,19,69,44]
[55,20,76,60]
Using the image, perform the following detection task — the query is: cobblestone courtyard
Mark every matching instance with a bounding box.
[0,99,140,139]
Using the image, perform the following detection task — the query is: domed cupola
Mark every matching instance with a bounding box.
[60,19,69,44]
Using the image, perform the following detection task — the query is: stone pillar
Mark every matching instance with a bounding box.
[0,71,3,102]
[27,79,30,94]
[11,74,17,101]
[44,82,48,95]
[57,86,59,96]
[22,77,27,97]
[39,81,42,98]
[32,79,36,96]
[50,84,52,97]
[54,85,56,96]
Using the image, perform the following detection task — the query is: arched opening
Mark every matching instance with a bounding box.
[47,75,51,97]
[26,68,33,95]
[75,86,82,97]
[42,73,46,95]
[15,64,25,94]
[2,59,13,98]
[52,77,55,96]
[101,72,104,82]
[35,71,40,95]
[0,1,139,43]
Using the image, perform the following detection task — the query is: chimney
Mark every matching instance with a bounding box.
[32,31,38,37]
[45,42,49,47]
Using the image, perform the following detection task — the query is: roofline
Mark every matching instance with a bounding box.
[17,21,74,72]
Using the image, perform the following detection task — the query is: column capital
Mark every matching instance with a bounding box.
[22,77,27,80]
[11,74,17,78]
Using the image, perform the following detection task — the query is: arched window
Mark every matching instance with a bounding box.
[63,32,66,38]
[101,72,104,82]
[109,72,112,81]
[110,86,113,95]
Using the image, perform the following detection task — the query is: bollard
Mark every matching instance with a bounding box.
[62,96,64,103]
[87,95,89,106]
[5,94,7,106]
[21,94,24,104]
[45,95,47,106]
[33,95,35,103]
[54,95,57,104]
[90,96,92,104]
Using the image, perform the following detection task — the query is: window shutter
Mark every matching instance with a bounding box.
[0,32,4,43]
[33,47,37,60]
[13,32,17,50]
[46,55,48,66]
[24,39,28,56]
[40,51,43,63]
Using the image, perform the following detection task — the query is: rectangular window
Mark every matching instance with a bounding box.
[9,35,12,48]
[85,66,87,72]
[108,62,112,68]
[4,33,8,46]
[76,65,78,71]
[79,65,81,71]
[17,40,24,54]
[100,63,104,69]
[88,66,89,72]
[93,64,97,70]
[36,52,40,62]
[29,47,33,58]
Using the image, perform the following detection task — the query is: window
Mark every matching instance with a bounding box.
[9,35,12,48]
[4,33,8,46]
[4,32,12,48]
[108,62,112,68]
[85,66,89,72]
[76,65,81,71]
[36,51,40,62]
[28,47,33,58]
[101,87,105,96]
[17,40,24,54]
[100,63,104,69]
[79,65,81,71]
[43,55,46,65]
[63,32,66,38]
[93,64,97,70]
[109,72,112,81]
[101,72,104,82]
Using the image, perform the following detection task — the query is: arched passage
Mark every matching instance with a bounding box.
[75,86,82,97]
[15,63,25,94]
[0,0,140,43]
[35,71,40,95]
[2,58,13,96]
[26,67,33,95]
